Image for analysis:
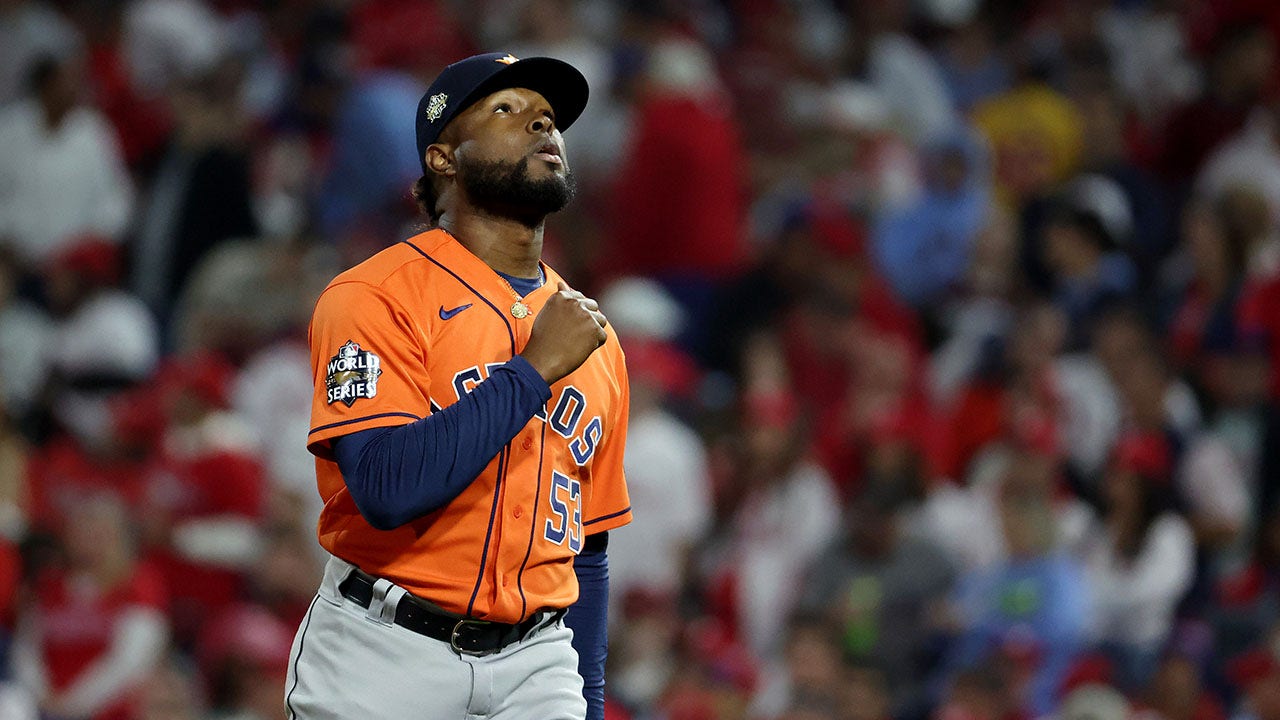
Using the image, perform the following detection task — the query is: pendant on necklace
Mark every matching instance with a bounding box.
[511,301,530,319]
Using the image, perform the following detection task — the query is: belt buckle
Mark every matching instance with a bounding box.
[450,618,494,656]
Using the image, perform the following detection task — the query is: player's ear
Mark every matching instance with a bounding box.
[425,143,454,178]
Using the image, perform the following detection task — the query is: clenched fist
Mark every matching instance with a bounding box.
[520,281,608,384]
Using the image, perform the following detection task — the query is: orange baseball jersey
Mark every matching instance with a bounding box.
[306,228,631,624]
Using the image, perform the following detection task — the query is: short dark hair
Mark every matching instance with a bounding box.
[411,175,441,224]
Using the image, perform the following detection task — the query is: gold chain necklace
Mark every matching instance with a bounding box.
[496,269,544,319]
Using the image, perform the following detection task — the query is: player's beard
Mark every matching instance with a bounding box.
[459,155,577,227]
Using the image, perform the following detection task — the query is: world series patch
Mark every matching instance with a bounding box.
[326,340,383,406]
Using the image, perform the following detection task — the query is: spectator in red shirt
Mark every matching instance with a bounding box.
[1166,198,1253,389]
[22,238,157,542]
[1238,267,1280,401]
[198,604,294,720]
[1157,21,1276,184]
[12,491,169,720]
[1227,646,1280,720]
[24,433,147,546]
[1214,504,1280,658]
[119,353,267,648]
[938,303,1066,485]
[605,34,748,350]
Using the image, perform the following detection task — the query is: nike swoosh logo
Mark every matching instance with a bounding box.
[439,303,473,320]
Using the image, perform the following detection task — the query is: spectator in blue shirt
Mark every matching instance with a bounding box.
[873,127,991,309]
[947,448,1091,716]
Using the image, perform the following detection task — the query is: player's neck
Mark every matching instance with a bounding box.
[439,211,545,279]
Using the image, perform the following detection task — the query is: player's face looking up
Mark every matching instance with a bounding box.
[426,87,576,225]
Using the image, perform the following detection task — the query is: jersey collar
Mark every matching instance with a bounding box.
[410,229,561,309]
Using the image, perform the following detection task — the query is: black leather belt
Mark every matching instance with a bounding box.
[338,568,562,655]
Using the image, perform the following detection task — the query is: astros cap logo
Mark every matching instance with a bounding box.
[496,54,519,65]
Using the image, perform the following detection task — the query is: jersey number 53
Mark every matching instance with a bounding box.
[544,470,582,553]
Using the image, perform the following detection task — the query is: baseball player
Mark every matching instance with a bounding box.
[285,53,630,720]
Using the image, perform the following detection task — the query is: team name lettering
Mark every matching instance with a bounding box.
[452,365,602,465]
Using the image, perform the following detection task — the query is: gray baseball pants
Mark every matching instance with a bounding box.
[284,554,587,720]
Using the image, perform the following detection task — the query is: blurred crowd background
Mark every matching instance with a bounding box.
[0,0,1279,719]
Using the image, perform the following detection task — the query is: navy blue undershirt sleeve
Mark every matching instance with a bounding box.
[566,532,609,720]
[332,355,552,530]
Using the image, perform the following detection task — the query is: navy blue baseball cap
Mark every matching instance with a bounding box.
[415,52,589,170]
